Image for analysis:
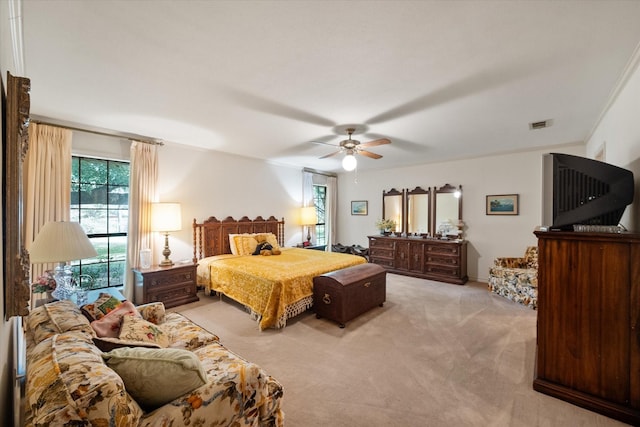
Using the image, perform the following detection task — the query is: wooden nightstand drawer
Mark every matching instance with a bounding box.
[148,269,194,287]
[133,263,199,308]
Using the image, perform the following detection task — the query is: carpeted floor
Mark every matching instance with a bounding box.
[172,274,627,426]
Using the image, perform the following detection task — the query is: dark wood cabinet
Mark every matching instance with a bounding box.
[133,263,199,309]
[368,235,467,284]
[533,230,640,425]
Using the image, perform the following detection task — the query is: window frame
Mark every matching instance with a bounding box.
[71,155,130,289]
[312,184,327,246]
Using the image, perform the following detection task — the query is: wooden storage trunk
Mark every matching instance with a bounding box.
[313,263,386,328]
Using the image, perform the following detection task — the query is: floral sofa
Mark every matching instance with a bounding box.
[488,246,538,309]
[23,298,284,426]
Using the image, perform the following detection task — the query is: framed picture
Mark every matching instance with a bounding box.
[486,194,519,215]
[351,200,368,216]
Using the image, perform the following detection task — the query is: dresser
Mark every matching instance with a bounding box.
[533,230,640,425]
[132,263,199,308]
[368,235,467,284]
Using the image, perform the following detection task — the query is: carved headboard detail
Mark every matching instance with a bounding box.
[192,216,285,261]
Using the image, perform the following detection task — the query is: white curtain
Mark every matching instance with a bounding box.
[24,123,72,284]
[124,141,158,302]
[302,171,315,243]
[326,175,337,250]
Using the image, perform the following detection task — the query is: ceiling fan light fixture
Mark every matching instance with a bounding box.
[342,153,357,171]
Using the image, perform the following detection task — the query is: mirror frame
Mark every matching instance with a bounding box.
[405,186,431,236]
[382,188,404,234]
[3,72,31,319]
[432,183,462,236]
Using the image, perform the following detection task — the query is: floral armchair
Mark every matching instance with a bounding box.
[488,246,538,309]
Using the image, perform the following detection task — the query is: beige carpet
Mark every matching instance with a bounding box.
[173,274,627,427]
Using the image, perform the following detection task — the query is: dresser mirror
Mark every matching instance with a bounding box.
[406,186,430,235]
[382,188,404,233]
[433,184,462,236]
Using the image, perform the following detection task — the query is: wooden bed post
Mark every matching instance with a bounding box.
[278,218,285,247]
[192,218,201,263]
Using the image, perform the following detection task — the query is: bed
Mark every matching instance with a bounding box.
[192,215,367,329]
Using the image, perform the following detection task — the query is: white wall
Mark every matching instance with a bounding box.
[153,144,304,264]
[586,48,640,231]
[337,144,585,282]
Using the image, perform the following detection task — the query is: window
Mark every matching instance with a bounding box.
[70,156,129,289]
[312,184,327,245]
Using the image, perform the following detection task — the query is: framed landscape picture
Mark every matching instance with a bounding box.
[486,194,519,215]
[351,200,368,215]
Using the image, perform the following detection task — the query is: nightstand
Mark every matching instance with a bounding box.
[132,263,199,308]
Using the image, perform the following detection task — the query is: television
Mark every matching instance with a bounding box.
[542,153,634,231]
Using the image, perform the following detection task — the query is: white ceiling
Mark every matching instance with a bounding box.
[20,1,640,172]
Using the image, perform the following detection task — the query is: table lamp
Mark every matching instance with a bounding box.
[29,221,98,300]
[152,202,182,267]
[300,206,317,245]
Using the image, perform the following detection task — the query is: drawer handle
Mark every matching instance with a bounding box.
[323,293,332,304]
[363,282,371,288]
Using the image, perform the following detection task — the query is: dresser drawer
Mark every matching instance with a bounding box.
[425,264,460,277]
[369,237,395,249]
[369,247,394,258]
[426,244,460,256]
[426,254,460,266]
[146,282,197,309]
[370,257,394,268]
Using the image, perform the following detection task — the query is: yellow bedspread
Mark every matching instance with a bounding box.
[199,248,366,330]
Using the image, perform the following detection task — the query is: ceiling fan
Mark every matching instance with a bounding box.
[314,128,391,171]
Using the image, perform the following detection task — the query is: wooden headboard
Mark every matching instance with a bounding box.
[192,215,285,261]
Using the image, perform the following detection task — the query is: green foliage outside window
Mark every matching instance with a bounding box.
[71,157,129,289]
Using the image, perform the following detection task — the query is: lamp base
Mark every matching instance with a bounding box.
[160,232,174,267]
[51,263,75,300]
[159,258,174,267]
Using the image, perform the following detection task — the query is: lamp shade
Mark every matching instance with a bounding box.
[300,206,318,225]
[29,221,98,263]
[151,203,182,232]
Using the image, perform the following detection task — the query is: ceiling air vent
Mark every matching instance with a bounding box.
[529,119,552,130]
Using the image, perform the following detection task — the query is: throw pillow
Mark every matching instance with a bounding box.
[26,300,95,344]
[102,347,208,409]
[93,336,161,352]
[81,292,123,321]
[234,235,259,256]
[90,301,140,338]
[118,314,169,348]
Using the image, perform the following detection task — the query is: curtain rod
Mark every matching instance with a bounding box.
[30,116,164,146]
[303,167,337,178]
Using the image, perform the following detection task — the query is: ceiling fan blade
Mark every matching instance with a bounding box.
[310,140,338,147]
[358,150,383,159]
[319,150,342,159]
[359,138,391,148]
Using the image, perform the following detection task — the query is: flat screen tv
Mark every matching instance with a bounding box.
[542,153,634,231]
